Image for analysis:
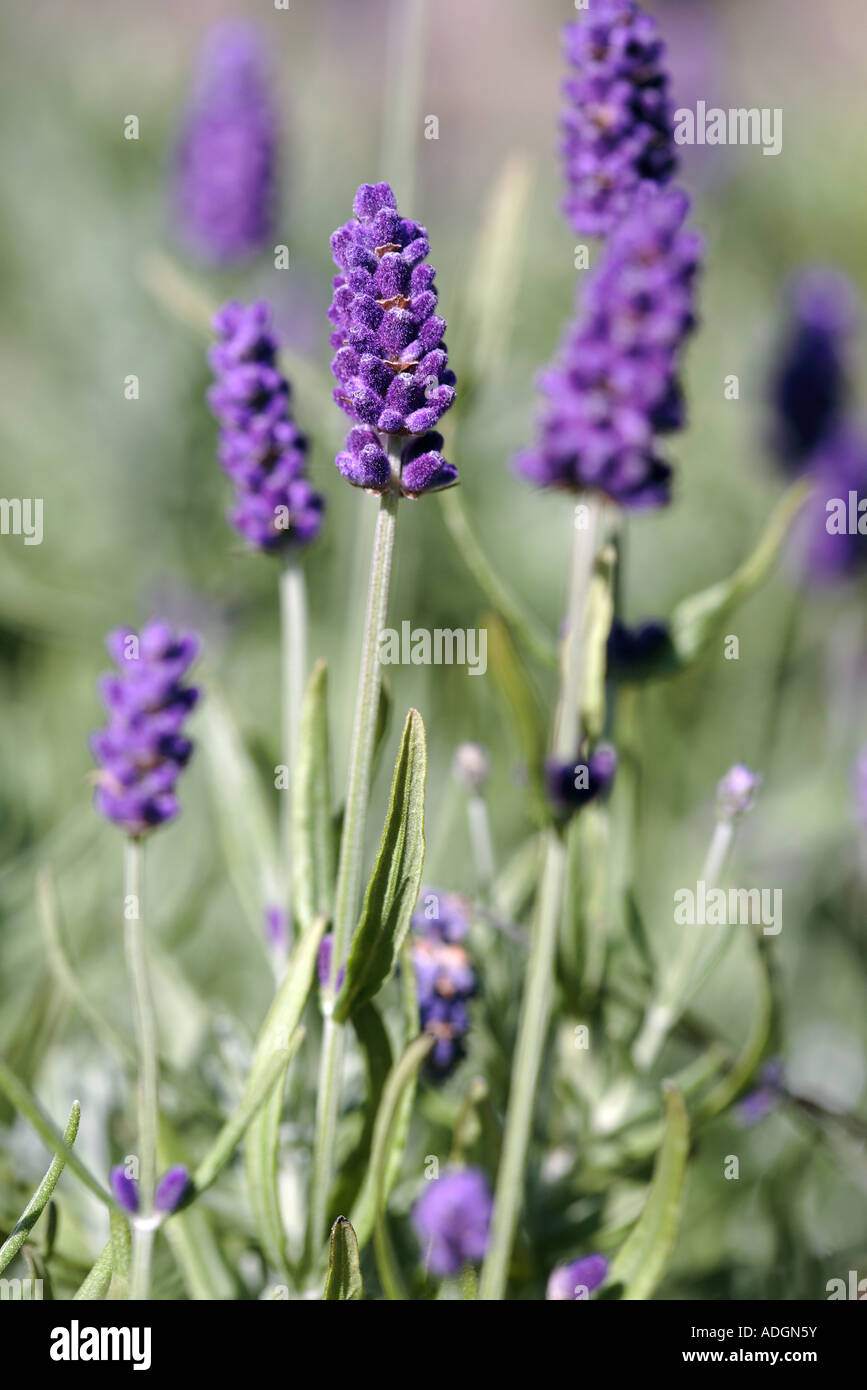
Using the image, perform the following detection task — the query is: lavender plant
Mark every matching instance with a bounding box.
[4,0,865,1313]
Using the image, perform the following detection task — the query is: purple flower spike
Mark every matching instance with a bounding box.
[208,300,325,552]
[516,186,701,508]
[716,764,761,821]
[317,934,346,993]
[770,269,858,472]
[411,1167,492,1277]
[154,1165,190,1215]
[174,22,277,266]
[547,1253,609,1300]
[607,619,675,681]
[329,183,457,497]
[561,1,677,237]
[90,623,200,838]
[794,430,867,585]
[110,1166,139,1215]
[545,744,618,822]
[411,890,475,1076]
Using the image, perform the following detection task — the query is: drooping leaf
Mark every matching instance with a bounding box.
[323,1217,364,1300]
[670,479,811,667]
[333,711,427,1022]
[292,660,336,933]
[0,1099,80,1273]
[609,1084,690,1300]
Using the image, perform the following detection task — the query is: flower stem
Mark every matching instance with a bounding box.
[279,555,308,950]
[632,818,735,1072]
[480,500,601,1301]
[123,837,158,1300]
[308,477,400,1262]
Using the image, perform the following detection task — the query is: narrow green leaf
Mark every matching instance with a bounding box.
[670,479,811,667]
[330,1002,393,1219]
[369,1033,436,1298]
[0,1100,80,1273]
[609,1085,690,1300]
[200,691,282,941]
[323,1217,364,1300]
[485,612,548,816]
[194,1034,302,1196]
[351,1033,435,1253]
[292,661,336,932]
[580,544,616,742]
[107,1210,132,1301]
[244,1083,289,1276]
[698,938,774,1122]
[0,1057,111,1208]
[248,914,326,1088]
[334,711,427,1022]
[461,153,534,384]
[74,1240,113,1301]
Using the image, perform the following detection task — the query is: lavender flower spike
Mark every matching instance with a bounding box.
[174,22,277,266]
[90,623,200,838]
[411,891,476,1076]
[561,1,677,237]
[329,183,457,497]
[411,1167,493,1277]
[516,186,701,508]
[208,301,325,552]
[547,1253,609,1300]
[546,744,618,821]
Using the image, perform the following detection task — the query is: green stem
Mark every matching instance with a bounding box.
[632,818,735,1072]
[480,501,601,1301]
[123,838,158,1300]
[308,477,400,1262]
[279,556,308,948]
[440,488,557,669]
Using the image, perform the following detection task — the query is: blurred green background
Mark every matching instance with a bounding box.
[1,0,866,1299]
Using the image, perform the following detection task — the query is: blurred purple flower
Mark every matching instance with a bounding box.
[737,1060,784,1127]
[716,763,761,821]
[263,904,289,952]
[516,186,701,508]
[793,430,867,586]
[208,300,325,553]
[770,269,859,472]
[560,1,677,237]
[174,22,277,266]
[452,742,491,793]
[607,619,675,681]
[547,1253,609,1300]
[110,1166,139,1215]
[154,1165,190,1214]
[411,891,475,1075]
[546,744,618,822]
[329,182,457,497]
[411,1167,492,1277]
[90,623,200,838]
[317,933,346,992]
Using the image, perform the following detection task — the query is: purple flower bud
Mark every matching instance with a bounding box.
[411,1167,492,1277]
[329,183,457,497]
[173,22,277,266]
[716,764,761,821]
[110,1166,139,1215]
[452,742,490,793]
[411,890,475,1076]
[317,933,346,992]
[154,1165,190,1215]
[517,186,701,508]
[560,2,677,237]
[90,623,200,838]
[208,300,325,552]
[545,744,618,821]
[792,430,867,586]
[607,619,675,681]
[770,269,858,472]
[737,1060,783,1128]
[263,904,289,952]
[547,1253,609,1300]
